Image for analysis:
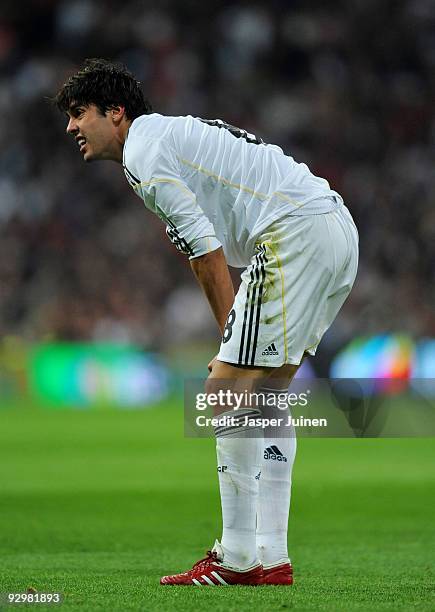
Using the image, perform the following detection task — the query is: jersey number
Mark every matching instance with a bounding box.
[199,118,265,145]
[222,309,236,344]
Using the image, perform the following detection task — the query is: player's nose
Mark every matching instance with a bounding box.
[66,117,78,134]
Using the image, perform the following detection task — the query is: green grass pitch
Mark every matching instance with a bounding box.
[0,400,434,611]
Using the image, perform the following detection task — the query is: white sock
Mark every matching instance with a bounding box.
[256,388,297,566]
[215,408,263,569]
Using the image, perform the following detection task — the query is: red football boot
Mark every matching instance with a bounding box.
[261,560,293,585]
[160,541,263,586]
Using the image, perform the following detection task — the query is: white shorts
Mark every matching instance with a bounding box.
[217,204,359,367]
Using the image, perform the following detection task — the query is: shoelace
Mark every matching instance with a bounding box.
[189,550,219,574]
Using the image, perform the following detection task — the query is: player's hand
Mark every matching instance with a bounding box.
[208,354,218,372]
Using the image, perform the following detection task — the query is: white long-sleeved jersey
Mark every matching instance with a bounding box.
[122,113,342,267]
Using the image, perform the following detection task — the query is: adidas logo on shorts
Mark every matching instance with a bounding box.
[262,343,279,356]
[264,445,287,462]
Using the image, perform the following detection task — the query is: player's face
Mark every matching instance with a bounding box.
[65,103,118,162]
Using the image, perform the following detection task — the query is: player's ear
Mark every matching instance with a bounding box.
[110,106,126,124]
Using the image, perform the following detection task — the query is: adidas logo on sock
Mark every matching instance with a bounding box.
[264,445,287,462]
[262,343,279,356]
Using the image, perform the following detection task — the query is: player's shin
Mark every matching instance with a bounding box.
[215,408,263,569]
[256,387,297,567]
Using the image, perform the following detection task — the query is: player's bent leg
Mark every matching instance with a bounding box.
[258,364,300,584]
[256,362,301,585]
[208,360,299,585]
[206,360,270,573]
[208,360,298,585]
[161,360,272,585]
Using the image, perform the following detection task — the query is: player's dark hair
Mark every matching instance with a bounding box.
[53,58,152,120]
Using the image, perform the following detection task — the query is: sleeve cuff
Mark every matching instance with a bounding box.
[188,236,222,259]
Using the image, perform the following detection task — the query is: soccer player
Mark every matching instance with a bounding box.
[54,59,358,586]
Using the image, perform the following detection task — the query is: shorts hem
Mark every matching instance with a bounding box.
[217,356,303,368]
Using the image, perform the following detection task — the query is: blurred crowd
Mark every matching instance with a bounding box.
[0,0,434,359]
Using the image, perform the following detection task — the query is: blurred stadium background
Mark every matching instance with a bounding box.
[0,2,434,610]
